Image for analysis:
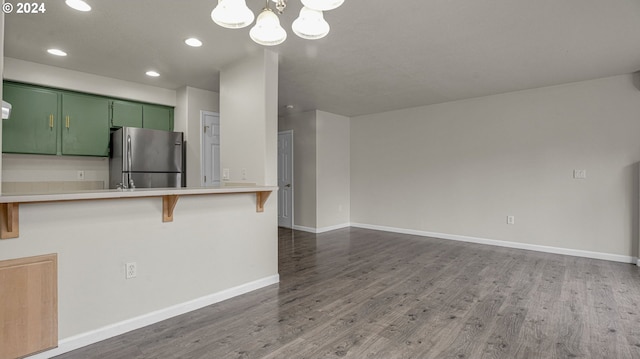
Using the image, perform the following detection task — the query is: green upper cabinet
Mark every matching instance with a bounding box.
[2,82,173,157]
[61,93,110,157]
[110,100,142,128]
[143,104,173,131]
[2,83,59,155]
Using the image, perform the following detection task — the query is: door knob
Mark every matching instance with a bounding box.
[285,184,291,187]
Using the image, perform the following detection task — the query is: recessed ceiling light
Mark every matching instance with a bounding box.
[65,0,91,12]
[146,71,160,77]
[185,38,203,47]
[47,49,67,57]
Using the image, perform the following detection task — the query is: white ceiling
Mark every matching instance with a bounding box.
[4,0,640,117]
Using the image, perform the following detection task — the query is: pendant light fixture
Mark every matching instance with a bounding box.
[211,0,344,46]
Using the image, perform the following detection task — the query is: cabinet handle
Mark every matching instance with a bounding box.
[66,116,70,129]
[49,114,54,128]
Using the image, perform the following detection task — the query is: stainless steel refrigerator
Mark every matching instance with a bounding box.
[109,127,184,189]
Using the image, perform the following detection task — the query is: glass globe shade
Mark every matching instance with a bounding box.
[292,7,330,40]
[301,0,344,11]
[211,0,255,29]
[250,9,287,46]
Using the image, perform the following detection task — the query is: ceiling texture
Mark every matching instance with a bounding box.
[4,0,640,117]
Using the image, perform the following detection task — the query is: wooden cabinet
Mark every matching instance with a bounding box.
[111,102,174,131]
[110,100,143,128]
[2,83,111,157]
[2,83,58,155]
[143,104,173,131]
[61,93,110,156]
[2,82,174,157]
[0,254,58,359]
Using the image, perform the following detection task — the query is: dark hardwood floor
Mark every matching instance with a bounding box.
[55,227,640,359]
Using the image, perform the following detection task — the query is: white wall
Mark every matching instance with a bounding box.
[174,87,188,134]
[264,53,278,187]
[175,86,220,187]
[278,110,350,230]
[316,111,350,228]
[351,74,640,258]
[220,50,278,186]
[2,154,109,189]
[4,58,175,106]
[279,110,317,228]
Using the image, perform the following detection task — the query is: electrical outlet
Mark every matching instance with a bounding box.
[507,216,515,225]
[573,169,587,179]
[125,262,137,279]
[222,168,230,181]
[241,168,247,180]
[77,170,85,180]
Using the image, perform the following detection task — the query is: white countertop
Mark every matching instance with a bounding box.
[0,185,278,203]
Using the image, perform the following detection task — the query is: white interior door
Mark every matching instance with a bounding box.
[202,111,220,186]
[278,131,293,228]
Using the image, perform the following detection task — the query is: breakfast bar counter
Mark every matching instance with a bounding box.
[0,186,277,239]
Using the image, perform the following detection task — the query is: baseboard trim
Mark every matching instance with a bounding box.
[350,223,636,264]
[292,225,317,233]
[293,223,351,234]
[637,258,640,267]
[28,274,280,359]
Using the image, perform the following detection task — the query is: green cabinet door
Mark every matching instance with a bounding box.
[61,93,110,156]
[143,104,173,131]
[110,100,142,128]
[2,83,58,154]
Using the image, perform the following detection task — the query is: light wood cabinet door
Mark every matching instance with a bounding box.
[0,254,58,359]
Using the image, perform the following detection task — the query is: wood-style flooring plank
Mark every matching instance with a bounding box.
[54,227,640,359]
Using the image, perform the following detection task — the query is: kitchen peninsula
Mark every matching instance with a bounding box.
[0,184,279,358]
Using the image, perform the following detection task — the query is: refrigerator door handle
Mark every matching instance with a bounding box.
[127,135,136,189]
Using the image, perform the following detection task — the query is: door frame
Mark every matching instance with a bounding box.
[278,130,294,228]
[200,110,220,187]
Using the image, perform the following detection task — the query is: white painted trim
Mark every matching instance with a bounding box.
[637,258,640,266]
[293,225,319,233]
[316,223,351,233]
[293,223,351,234]
[350,223,636,264]
[28,274,280,359]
